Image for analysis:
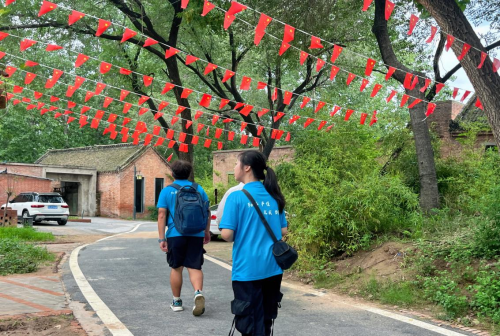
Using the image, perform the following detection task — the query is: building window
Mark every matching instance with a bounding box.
[155,178,164,206]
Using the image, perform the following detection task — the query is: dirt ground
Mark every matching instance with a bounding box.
[0,314,86,336]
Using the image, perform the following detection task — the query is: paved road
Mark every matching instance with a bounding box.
[64,222,474,336]
[32,217,146,236]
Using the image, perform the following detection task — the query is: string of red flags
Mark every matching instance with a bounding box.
[19,2,470,119]
[0,46,376,131]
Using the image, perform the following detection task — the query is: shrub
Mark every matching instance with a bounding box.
[471,269,500,324]
[0,239,55,275]
[147,206,158,221]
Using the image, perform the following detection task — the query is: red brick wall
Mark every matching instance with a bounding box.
[0,164,44,177]
[97,173,121,218]
[118,148,172,219]
[0,174,52,205]
[426,101,465,139]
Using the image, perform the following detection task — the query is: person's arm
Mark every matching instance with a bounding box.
[215,192,229,227]
[221,229,234,242]
[281,227,288,236]
[204,208,211,244]
[157,208,168,252]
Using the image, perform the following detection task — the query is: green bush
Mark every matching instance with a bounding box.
[147,206,158,221]
[0,227,55,242]
[471,269,500,324]
[423,275,470,319]
[0,239,55,275]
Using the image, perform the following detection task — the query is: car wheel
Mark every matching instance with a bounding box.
[57,219,67,226]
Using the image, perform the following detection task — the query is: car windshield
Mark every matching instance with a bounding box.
[37,195,64,203]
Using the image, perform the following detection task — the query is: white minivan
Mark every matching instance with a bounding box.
[1,192,70,225]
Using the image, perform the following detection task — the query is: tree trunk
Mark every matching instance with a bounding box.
[372,0,440,211]
[417,0,500,150]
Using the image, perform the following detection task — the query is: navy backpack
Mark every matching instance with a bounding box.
[168,183,209,235]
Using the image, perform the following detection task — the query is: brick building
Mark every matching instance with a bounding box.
[0,143,172,218]
[0,170,52,205]
[213,146,294,185]
[427,99,496,157]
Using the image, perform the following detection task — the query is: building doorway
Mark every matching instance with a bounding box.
[135,177,144,213]
[60,182,79,215]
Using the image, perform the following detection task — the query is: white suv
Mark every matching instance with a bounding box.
[1,192,70,225]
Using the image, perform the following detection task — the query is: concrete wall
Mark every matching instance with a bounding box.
[212,146,294,186]
[0,174,52,205]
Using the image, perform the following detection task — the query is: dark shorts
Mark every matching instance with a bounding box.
[166,236,205,270]
[231,274,283,336]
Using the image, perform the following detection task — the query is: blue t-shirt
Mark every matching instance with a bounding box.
[219,181,287,281]
[156,180,209,238]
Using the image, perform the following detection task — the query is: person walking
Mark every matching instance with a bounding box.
[215,181,244,228]
[157,160,211,316]
[219,150,288,336]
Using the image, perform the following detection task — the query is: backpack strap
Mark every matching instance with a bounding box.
[242,189,278,244]
[168,183,181,190]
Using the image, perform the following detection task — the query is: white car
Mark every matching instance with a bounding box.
[1,192,70,225]
[209,204,220,239]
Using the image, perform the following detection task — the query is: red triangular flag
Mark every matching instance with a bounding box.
[211,115,220,125]
[283,91,293,105]
[403,73,413,89]
[20,39,37,52]
[0,32,8,41]
[240,76,252,90]
[24,60,38,67]
[445,34,455,51]
[34,92,43,99]
[460,90,471,102]
[435,83,445,94]
[121,28,137,43]
[157,101,169,111]
[222,70,235,83]
[167,153,173,162]
[452,87,459,99]
[227,1,247,16]
[288,115,300,124]
[371,83,382,97]
[171,116,180,125]
[331,45,343,63]
[143,37,158,48]
[410,76,419,90]
[309,36,323,49]
[154,112,164,120]
[344,109,354,121]
[185,55,199,65]
[300,97,311,109]
[271,88,278,101]
[204,63,218,75]
[223,14,236,30]
[122,118,131,126]
[13,85,23,93]
[316,58,326,72]
[362,0,373,11]
[420,79,431,93]
[254,13,272,46]
[360,113,368,125]
[73,76,85,90]
[38,1,57,17]
[385,66,396,80]
[285,132,291,141]
[85,91,95,102]
[215,128,223,139]
[181,88,193,98]
[407,14,419,35]
[143,75,153,87]
[164,47,179,59]
[408,98,422,109]
[300,51,308,65]
[493,58,500,72]
[475,97,483,110]
[257,109,269,117]
[176,106,186,115]
[283,24,295,44]
[273,112,285,122]
[240,135,248,144]
[257,82,267,90]
[314,101,326,113]
[154,137,164,147]
[67,117,76,124]
[219,99,229,109]
[98,62,111,74]
[5,0,16,5]
[346,73,356,86]
[400,94,410,107]
[66,86,76,97]
[50,96,59,103]
[239,105,253,117]
[234,102,244,110]
[181,0,189,9]
[80,106,91,114]
[202,1,215,16]
[426,103,436,116]
[75,53,90,67]
[79,115,88,128]
[103,97,113,108]
[278,42,291,56]
[426,26,437,43]
[24,72,37,85]
[330,66,340,81]
[365,58,376,76]
[385,0,395,20]
[303,118,314,128]
[117,90,129,101]
[179,132,187,143]
[162,83,175,94]
[457,43,471,61]
[120,68,132,75]
[190,135,199,145]
[478,51,487,69]
[123,103,132,114]
[68,10,85,25]
[204,139,212,148]
[199,93,212,107]
[96,19,112,37]
[360,78,369,92]
[386,90,397,103]
[138,95,150,105]
[95,82,106,95]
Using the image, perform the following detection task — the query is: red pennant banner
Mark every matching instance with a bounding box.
[316,58,326,72]
[227,1,247,16]
[123,102,132,114]
[385,0,395,20]
[331,45,343,63]
[330,106,341,117]
[167,153,173,162]
[161,83,175,94]
[278,42,291,56]
[493,58,500,72]
[300,51,308,65]
[143,37,158,48]
[420,79,431,93]
[215,128,223,139]
[164,47,180,59]
[371,83,382,97]
[240,122,248,132]
[461,90,471,102]
[176,106,186,115]
[309,36,323,49]
[73,76,85,90]
[50,96,59,102]
[344,109,354,121]
[108,114,118,123]
[25,60,38,67]
[219,99,229,109]
[81,106,90,114]
[199,93,212,107]
[66,86,76,97]
[257,109,269,117]
[360,79,369,92]
[154,137,164,147]
[38,1,57,17]
[120,90,130,101]
[300,96,311,108]
[400,94,410,107]
[96,19,111,37]
[79,115,88,128]
[171,116,180,125]
[24,72,37,85]
[410,76,419,90]
[240,76,252,90]
[90,118,100,129]
[457,43,471,61]
[153,112,164,120]
[202,1,215,16]
[239,105,253,117]
[360,113,368,125]
[475,97,483,110]
[257,82,267,90]
[271,88,278,101]
[67,117,76,124]
[121,28,137,43]
[386,90,397,103]
[346,73,356,86]
[317,120,327,130]
[478,52,487,69]
[408,14,419,35]
[178,132,187,143]
[408,98,422,109]
[185,55,199,65]
[365,58,376,76]
[314,101,326,113]
[240,135,248,144]
[254,13,272,46]
[251,137,260,147]
[196,124,205,133]
[68,10,85,25]
[223,13,236,30]
[403,73,413,89]
[212,115,220,125]
[426,103,437,116]
[75,53,90,67]
[285,132,291,141]
[445,34,455,51]
[274,112,285,122]
[120,68,132,75]
[204,63,218,75]
[283,24,295,44]
[304,118,314,128]
[20,39,37,52]
[426,26,437,43]
[95,83,106,95]
[5,0,16,6]
[34,92,43,99]
[385,66,396,81]
[143,75,153,87]
[362,0,373,11]
[166,129,175,139]
[329,66,340,81]
[289,115,300,124]
[222,70,235,83]
[204,139,212,148]
[191,136,199,145]
[223,118,233,124]
[122,118,131,126]
[452,87,459,99]
[283,91,293,105]
[435,83,445,94]
[180,88,193,98]
[0,32,9,41]
[103,97,113,108]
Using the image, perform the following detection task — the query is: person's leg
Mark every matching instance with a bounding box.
[184,237,206,316]
[262,274,283,336]
[187,268,203,291]
[170,266,184,297]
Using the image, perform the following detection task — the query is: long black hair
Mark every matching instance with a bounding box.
[238,150,286,213]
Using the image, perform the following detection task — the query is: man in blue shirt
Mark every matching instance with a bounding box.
[157,160,210,316]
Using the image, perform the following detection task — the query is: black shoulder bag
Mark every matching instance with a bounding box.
[242,189,298,270]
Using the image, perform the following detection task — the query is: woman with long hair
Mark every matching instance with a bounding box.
[219,150,287,336]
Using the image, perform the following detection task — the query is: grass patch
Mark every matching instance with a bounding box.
[0,227,55,242]
[0,239,55,275]
[362,278,422,306]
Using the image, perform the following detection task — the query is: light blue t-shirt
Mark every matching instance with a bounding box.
[219,181,287,281]
[156,180,209,238]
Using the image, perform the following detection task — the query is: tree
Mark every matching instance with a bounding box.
[415,0,500,150]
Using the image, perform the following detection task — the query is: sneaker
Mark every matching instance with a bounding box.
[170,299,184,312]
[192,290,205,316]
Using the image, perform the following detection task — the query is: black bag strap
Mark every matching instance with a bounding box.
[242,189,278,244]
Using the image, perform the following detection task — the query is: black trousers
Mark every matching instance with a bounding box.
[230,274,283,336]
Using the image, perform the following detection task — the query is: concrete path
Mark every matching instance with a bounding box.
[67,222,478,336]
